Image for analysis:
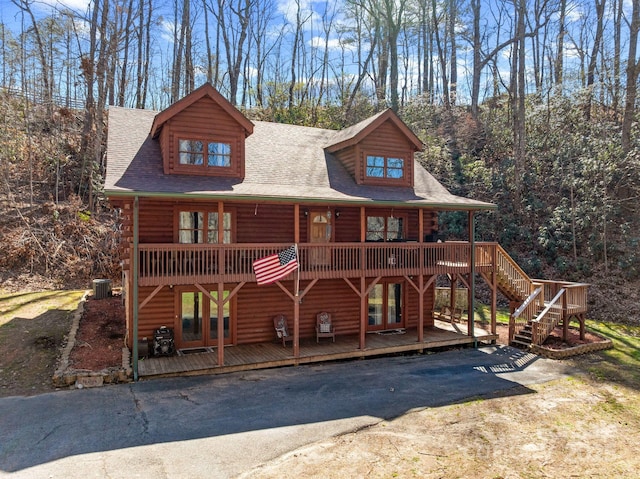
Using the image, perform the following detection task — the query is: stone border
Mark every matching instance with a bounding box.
[531,334,613,360]
[53,290,133,389]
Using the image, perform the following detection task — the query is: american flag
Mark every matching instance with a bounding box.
[253,245,299,285]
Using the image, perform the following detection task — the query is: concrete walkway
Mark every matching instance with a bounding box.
[0,346,575,479]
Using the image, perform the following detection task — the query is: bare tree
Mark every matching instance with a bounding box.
[585,0,606,120]
[554,0,567,88]
[207,0,253,104]
[622,0,640,153]
[11,0,53,117]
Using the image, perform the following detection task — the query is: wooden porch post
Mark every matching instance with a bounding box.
[217,281,225,366]
[217,201,225,273]
[360,206,366,350]
[132,196,139,381]
[491,269,497,335]
[294,204,300,358]
[450,276,456,312]
[217,201,226,366]
[418,209,424,342]
[360,277,367,349]
[469,211,476,339]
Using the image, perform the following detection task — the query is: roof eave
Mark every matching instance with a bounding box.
[104,189,496,211]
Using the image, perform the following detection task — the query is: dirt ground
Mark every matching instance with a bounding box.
[242,371,640,479]
[0,290,124,398]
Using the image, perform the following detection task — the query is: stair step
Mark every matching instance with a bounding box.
[511,339,532,349]
[514,334,532,343]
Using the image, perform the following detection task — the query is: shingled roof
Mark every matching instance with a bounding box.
[105,106,494,210]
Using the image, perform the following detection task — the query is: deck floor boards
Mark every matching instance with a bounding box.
[138,321,497,378]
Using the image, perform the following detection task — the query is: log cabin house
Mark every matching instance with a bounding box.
[105,83,589,379]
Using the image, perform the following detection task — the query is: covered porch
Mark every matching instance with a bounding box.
[138,320,498,379]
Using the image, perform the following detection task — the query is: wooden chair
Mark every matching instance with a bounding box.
[316,311,335,343]
[273,314,293,347]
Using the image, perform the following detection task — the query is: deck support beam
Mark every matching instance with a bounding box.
[469,211,476,341]
[276,279,319,358]
[132,196,139,381]
[195,281,247,367]
[139,284,164,311]
[405,274,436,343]
[344,276,381,350]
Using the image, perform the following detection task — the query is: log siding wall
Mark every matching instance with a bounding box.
[121,199,440,349]
[159,96,246,178]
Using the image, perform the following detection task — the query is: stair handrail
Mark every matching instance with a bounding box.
[496,244,534,299]
[509,286,543,343]
[531,288,566,345]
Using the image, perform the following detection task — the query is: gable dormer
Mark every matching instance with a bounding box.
[150,83,254,179]
[325,110,423,188]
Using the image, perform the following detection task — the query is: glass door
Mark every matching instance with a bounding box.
[367,282,403,331]
[180,291,204,348]
[178,289,234,348]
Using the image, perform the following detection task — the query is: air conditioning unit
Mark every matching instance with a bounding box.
[92,279,112,299]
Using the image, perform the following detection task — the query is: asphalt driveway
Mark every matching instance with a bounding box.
[0,345,574,478]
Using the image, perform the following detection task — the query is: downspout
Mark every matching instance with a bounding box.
[132,196,139,380]
[469,211,476,347]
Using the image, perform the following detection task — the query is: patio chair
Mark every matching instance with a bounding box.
[273,314,293,347]
[316,311,335,343]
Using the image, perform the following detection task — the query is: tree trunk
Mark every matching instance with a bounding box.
[622,0,640,153]
[432,0,449,110]
[554,0,566,88]
[585,0,605,120]
[612,0,623,114]
[448,0,457,106]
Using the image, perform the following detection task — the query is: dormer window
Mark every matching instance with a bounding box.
[179,139,231,168]
[366,155,405,180]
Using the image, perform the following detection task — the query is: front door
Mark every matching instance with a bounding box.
[309,211,332,267]
[368,282,404,331]
[178,289,233,349]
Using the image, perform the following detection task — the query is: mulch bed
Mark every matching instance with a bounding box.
[68,293,125,371]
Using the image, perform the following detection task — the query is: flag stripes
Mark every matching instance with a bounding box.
[252,245,299,285]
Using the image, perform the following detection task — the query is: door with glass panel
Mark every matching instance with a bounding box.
[367,282,404,331]
[178,289,233,349]
[309,211,332,267]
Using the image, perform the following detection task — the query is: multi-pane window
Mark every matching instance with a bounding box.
[366,155,404,179]
[366,215,404,241]
[178,139,231,168]
[179,211,232,243]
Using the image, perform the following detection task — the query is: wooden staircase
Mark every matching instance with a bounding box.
[510,303,564,348]
[494,246,565,348]
[494,245,532,303]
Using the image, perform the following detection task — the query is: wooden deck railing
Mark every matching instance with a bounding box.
[509,286,544,343]
[495,245,533,300]
[531,288,565,345]
[508,281,589,345]
[137,242,498,286]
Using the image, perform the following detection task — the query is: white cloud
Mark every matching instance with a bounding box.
[40,0,92,14]
[308,36,355,52]
[159,18,176,44]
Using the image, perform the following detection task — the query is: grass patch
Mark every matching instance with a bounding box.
[0,290,85,325]
[473,304,510,324]
[581,320,640,387]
